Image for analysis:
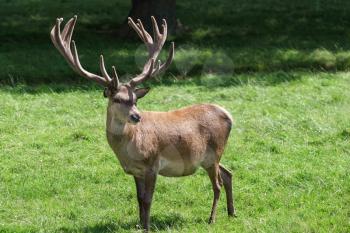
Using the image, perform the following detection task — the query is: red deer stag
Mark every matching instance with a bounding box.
[50,15,236,231]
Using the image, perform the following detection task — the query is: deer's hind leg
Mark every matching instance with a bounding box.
[219,164,237,217]
[205,164,223,224]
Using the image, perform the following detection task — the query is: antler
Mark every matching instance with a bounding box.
[128,16,175,87]
[50,16,174,89]
[50,16,119,87]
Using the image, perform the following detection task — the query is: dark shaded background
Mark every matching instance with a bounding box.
[1,0,350,85]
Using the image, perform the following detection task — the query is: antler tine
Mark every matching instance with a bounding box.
[129,59,155,87]
[128,17,145,42]
[159,42,175,72]
[52,18,70,61]
[50,22,59,50]
[62,16,76,43]
[128,17,175,87]
[50,16,117,87]
[137,19,153,43]
[151,16,161,41]
[99,55,112,82]
[112,66,120,88]
[160,19,167,44]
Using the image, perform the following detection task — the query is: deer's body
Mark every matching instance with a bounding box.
[106,103,233,178]
[51,15,236,232]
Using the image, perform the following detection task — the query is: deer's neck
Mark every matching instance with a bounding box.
[106,112,135,139]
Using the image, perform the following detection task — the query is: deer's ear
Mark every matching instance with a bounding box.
[103,88,108,98]
[134,88,150,99]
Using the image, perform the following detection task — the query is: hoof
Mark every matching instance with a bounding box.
[228,208,237,217]
[229,212,238,218]
[208,217,215,224]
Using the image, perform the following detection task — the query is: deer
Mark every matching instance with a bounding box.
[50,15,236,232]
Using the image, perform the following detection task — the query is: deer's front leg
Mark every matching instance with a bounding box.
[134,176,146,226]
[142,170,157,231]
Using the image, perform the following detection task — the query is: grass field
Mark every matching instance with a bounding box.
[1,72,350,232]
[1,0,350,232]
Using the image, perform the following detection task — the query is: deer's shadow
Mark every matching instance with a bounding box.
[59,213,188,233]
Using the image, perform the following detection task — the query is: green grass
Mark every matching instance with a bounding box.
[1,72,350,232]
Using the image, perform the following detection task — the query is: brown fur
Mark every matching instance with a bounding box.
[107,103,231,175]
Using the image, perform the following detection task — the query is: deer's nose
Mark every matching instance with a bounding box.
[130,114,141,123]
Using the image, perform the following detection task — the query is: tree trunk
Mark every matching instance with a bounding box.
[118,0,176,38]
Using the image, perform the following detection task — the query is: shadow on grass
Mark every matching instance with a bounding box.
[1,0,350,85]
[2,69,339,95]
[0,71,310,95]
[58,213,185,233]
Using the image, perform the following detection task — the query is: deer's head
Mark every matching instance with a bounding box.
[50,15,174,124]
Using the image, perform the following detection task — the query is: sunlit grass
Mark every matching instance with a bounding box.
[1,72,349,232]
